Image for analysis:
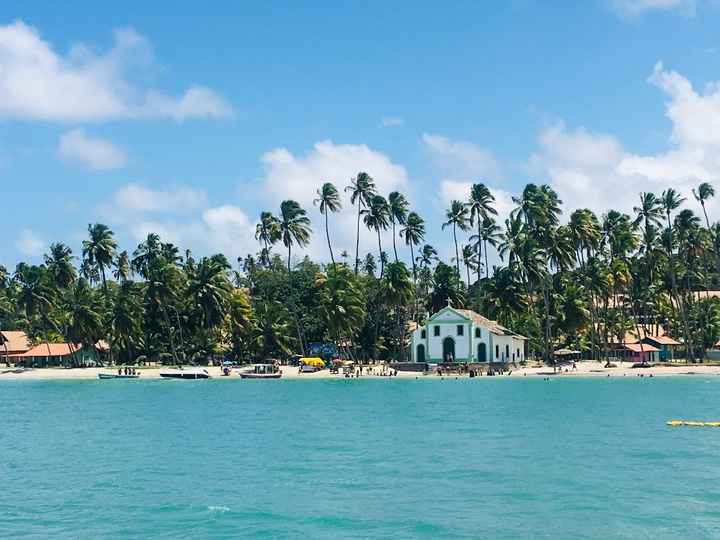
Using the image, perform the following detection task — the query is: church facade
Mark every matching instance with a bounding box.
[410,305,527,364]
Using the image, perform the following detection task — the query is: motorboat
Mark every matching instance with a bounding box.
[98,372,140,380]
[239,364,282,379]
[160,367,211,379]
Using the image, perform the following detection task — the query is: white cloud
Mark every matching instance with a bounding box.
[380,116,404,127]
[648,61,720,148]
[58,128,126,170]
[104,183,207,217]
[128,205,257,260]
[528,65,720,221]
[422,133,501,180]
[610,0,696,17]
[259,140,411,262]
[101,138,414,265]
[0,21,233,122]
[15,228,44,256]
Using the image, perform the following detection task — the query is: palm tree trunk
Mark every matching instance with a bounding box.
[477,220,482,310]
[453,223,460,276]
[410,242,416,282]
[161,308,179,365]
[325,211,335,266]
[392,218,399,263]
[287,243,306,356]
[377,229,384,278]
[355,204,361,274]
[666,214,694,362]
[543,277,552,365]
[484,240,490,278]
[409,241,417,323]
[100,264,107,295]
[701,200,720,283]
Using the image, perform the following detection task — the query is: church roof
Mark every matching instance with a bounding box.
[455,309,527,340]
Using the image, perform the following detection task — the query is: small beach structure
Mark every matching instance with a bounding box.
[299,357,325,373]
[614,342,661,363]
[13,343,101,367]
[0,331,30,363]
[410,304,526,363]
[641,335,680,361]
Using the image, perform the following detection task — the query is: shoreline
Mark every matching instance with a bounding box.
[2,361,720,381]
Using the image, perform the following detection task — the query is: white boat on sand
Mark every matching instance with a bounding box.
[239,364,282,379]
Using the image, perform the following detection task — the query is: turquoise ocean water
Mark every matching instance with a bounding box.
[3,376,720,539]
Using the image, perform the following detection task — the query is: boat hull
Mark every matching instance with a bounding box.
[160,371,210,380]
[240,372,282,379]
[98,373,140,379]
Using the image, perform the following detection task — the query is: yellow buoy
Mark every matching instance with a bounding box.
[667,420,720,427]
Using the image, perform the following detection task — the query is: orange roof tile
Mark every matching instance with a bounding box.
[0,331,30,353]
[623,343,660,353]
[20,343,83,357]
[456,309,527,339]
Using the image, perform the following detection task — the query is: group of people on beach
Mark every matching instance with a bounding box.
[344,365,398,378]
[118,366,137,376]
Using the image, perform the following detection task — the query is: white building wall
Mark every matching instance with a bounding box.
[488,334,524,363]
[410,307,526,364]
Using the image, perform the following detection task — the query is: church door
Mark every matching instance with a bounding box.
[477,343,487,362]
[442,337,455,362]
[416,344,425,363]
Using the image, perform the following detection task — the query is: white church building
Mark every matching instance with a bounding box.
[410,304,527,364]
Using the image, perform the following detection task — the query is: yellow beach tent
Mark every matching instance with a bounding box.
[300,357,325,368]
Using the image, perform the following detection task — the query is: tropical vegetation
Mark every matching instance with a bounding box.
[3,177,720,366]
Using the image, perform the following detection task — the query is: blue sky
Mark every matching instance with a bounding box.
[2,0,720,269]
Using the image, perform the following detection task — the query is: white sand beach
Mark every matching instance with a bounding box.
[2,361,720,380]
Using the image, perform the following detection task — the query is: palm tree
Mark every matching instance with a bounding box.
[253,301,295,358]
[381,261,414,360]
[64,278,104,365]
[693,182,715,230]
[114,250,132,282]
[693,182,718,279]
[279,200,312,275]
[82,223,117,294]
[467,183,497,287]
[345,172,376,274]
[661,188,693,361]
[442,200,470,276]
[388,192,409,262]
[362,195,390,277]
[417,244,438,270]
[187,257,233,332]
[255,212,281,267]
[44,243,76,290]
[400,212,425,281]
[472,216,502,278]
[111,281,142,364]
[279,200,312,355]
[132,233,162,279]
[568,209,601,266]
[316,264,366,359]
[313,182,342,266]
[144,257,185,364]
[632,192,664,335]
[675,209,702,360]
[460,244,477,286]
